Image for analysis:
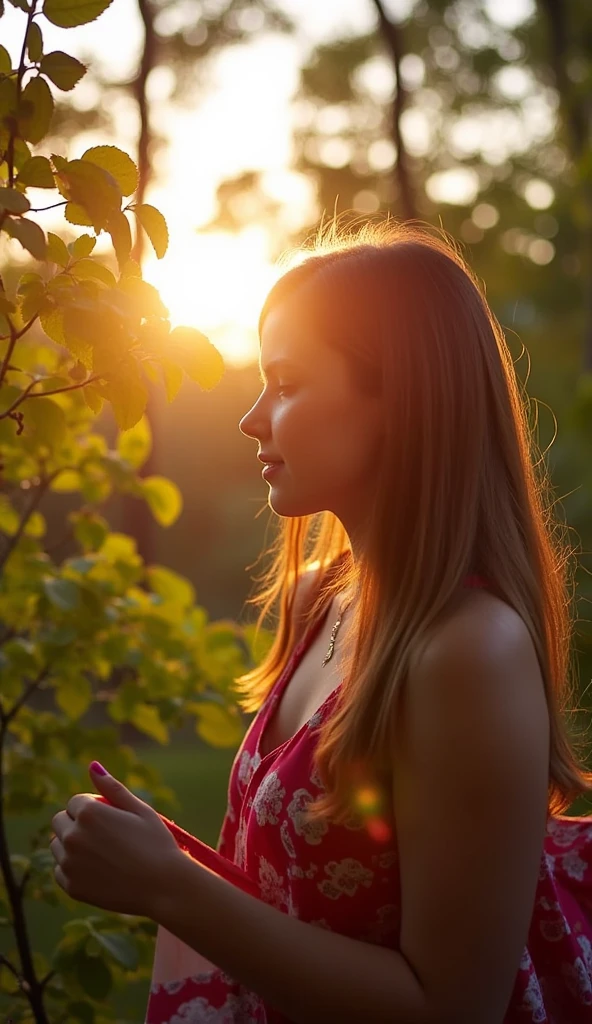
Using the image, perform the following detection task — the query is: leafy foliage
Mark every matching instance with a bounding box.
[0,3,267,1021]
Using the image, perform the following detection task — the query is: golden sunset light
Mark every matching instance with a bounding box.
[143,226,281,367]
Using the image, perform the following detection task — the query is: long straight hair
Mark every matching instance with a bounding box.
[233,220,592,826]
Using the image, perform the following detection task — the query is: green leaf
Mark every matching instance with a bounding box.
[0,47,11,75]
[146,564,195,609]
[71,258,116,287]
[91,930,139,970]
[40,51,86,91]
[0,187,30,214]
[74,948,112,999]
[69,233,96,259]
[65,201,94,227]
[3,216,46,259]
[97,361,148,430]
[55,673,92,720]
[22,396,66,450]
[134,203,169,258]
[168,326,224,390]
[19,75,54,144]
[24,510,45,537]
[193,701,244,748]
[17,271,46,321]
[0,495,20,535]
[160,357,184,402]
[17,155,55,187]
[56,159,121,232]
[82,145,138,197]
[27,21,43,63]
[40,306,65,345]
[43,577,81,611]
[51,469,82,492]
[130,702,169,744]
[8,0,29,10]
[71,510,108,550]
[46,231,70,267]
[0,77,18,120]
[43,0,114,29]
[141,475,182,526]
[106,208,131,269]
[117,413,151,469]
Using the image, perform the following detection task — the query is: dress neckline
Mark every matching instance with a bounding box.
[255,572,489,767]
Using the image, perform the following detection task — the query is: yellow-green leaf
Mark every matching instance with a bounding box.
[0,47,12,76]
[129,703,168,744]
[19,75,54,144]
[82,383,104,414]
[46,231,70,267]
[55,674,92,721]
[17,155,55,188]
[134,203,168,258]
[69,233,96,259]
[64,201,93,227]
[56,159,121,232]
[4,216,46,260]
[42,0,115,29]
[117,414,151,470]
[141,475,182,527]
[82,145,138,197]
[193,702,244,748]
[0,187,30,214]
[146,565,195,609]
[71,258,116,288]
[21,396,67,448]
[40,307,65,345]
[24,510,46,538]
[51,469,82,492]
[98,364,148,430]
[27,22,43,63]
[106,209,131,269]
[160,358,184,402]
[0,495,20,536]
[168,326,224,390]
[40,51,86,91]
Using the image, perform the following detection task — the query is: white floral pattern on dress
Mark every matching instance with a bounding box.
[169,988,264,1022]
[280,819,296,859]
[252,771,285,826]
[287,788,328,845]
[236,749,261,791]
[562,850,588,882]
[318,857,374,900]
[258,855,289,910]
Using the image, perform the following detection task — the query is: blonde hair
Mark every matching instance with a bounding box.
[234,220,592,826]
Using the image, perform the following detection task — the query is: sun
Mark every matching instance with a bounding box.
[143,225,281,367]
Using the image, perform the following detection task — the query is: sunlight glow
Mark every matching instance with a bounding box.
[143,227,281,367]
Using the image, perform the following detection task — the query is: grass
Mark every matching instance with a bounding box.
[2,739,237,1023]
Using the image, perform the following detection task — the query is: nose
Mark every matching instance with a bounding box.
[239,391,269,441]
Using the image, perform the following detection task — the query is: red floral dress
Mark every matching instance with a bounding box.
[146,576,592,1023]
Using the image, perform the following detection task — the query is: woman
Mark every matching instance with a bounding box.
[51,223,592,1023]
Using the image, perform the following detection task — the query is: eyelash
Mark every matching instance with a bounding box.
[262,382,294,398]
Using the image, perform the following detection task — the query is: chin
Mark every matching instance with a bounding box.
[268,492,326,518]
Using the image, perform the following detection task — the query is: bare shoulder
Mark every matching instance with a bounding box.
[400,586,549,763]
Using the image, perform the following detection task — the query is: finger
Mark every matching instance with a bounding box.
[54,861,71,895]
[49,834,65,866]
[67,794,97,819]
[51,809,68,839]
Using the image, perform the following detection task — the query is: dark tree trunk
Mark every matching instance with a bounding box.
[370,0,417,221]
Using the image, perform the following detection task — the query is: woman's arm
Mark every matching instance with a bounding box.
[153,849,430,1024]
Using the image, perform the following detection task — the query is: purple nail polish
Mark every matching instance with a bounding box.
[90,760,108,776]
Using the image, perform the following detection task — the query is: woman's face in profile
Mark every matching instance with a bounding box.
[239,295,383,532]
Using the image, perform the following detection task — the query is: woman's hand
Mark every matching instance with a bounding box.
[49,761,182,918]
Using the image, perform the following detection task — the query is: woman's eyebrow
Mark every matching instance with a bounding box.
[258,358,299,382]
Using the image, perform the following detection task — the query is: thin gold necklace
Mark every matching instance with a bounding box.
[322,596,353,667]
